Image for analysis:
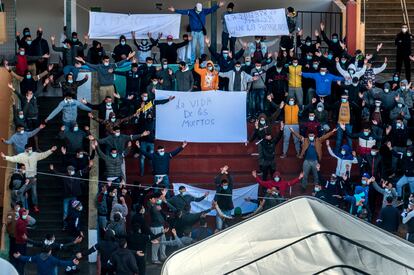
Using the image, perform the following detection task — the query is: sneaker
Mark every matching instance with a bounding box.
[250,153,259,156]
[296,154,303,159]
[33,206,40,213]
[280,154,287,159]
[152,261,162,265]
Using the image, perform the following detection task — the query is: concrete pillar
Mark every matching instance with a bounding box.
[87,72,99,263]
[346,0,358,54]
[64,0,77,34]
[210,1,218,51]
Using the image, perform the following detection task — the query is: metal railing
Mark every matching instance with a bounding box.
[295,11,343,54]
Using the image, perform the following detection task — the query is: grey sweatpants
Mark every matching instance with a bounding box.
[302,159,319,188]
[283,124,301,155]
[150,226,166,262]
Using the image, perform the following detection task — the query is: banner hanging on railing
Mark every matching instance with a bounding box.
[155,90,247,143]
[88,11,182,39]
[172,183,259,216]
[224,9,289,37]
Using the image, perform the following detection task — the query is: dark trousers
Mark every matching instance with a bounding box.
[396,53,411,82]
[135,254,146,275]
[14,243,27,275]
[221,32,236,53]
[260,165,275,181]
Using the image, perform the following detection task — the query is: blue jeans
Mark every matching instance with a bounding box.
[63,197,76,225]
[396,176,414,197]
[140,142,154,176]
[248,89,265,118]
[335,123,352,153]
[216,209,232,230]
[191,31,205,63]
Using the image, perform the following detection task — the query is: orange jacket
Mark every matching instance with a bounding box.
[194,61,219,91]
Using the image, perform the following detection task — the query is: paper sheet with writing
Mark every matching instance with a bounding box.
[224,9,289,37]
[155,90,247,143]
[88,11,181,39]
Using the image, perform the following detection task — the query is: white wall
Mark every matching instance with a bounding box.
[14,0,338,56]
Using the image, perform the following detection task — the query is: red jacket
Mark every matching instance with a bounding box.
[16,55,28,76]
[15,218,28,244]
[255,174,300,196]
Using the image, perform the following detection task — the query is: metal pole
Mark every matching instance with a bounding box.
[211,1,217,52]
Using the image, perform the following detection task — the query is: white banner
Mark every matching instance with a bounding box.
[88,11,182,39]
[173,183,259,216]
[155,90,247,143]
[224,9,289,37]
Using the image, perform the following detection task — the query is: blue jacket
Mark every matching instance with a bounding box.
[46,99,92,123]
[175,5,219,32]
[301,72,344,96]
[19,253,73,275]
[139,146,183,175]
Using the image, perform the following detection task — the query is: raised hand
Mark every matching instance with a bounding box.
[168,6,175,12]
[320,22,325,31]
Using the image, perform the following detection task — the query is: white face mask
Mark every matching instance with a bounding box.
[19,130,25,134]
[317,107,323,112]
[163,64,168,69]
[27,149,33,155]
[115,132,121,137]
[309,136,315,141]
[320,71,326,76]
[143,96,148,101]
[78,154,84,159]
[384,88,390,93]
[167,41,173,46]
[196,3,203,12]
[341,150,346,155]
[259,120,266,125]
[73,127,79,132]
[288,100,294,106]
[309,116,315,121]
[255,66,261,70]
[274,177,280,182]
[19,114,24,119]
[235,67,241,72]
[402,27,408,33]
[111,117,116,122]
[314,187,321,192]
[69,170,75,176]
[103,62,110,66]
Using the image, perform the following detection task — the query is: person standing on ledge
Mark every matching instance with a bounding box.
[168,2,225,63]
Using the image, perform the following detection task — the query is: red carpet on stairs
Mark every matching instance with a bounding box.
[125,122,350,197]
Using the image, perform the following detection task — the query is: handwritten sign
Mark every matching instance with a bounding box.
[155,90,247,143]
[88,11,181,39]
[224,9,289,37]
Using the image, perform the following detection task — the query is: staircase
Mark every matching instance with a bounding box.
[125,123,343,197]
[25,97,89,274]
[365,0,414,74]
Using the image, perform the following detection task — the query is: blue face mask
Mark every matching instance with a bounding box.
[72,38,78,42]
[394,77,399,81]
[306,55,312,60]
[68,79,73,84]
[223,53,229,59]
[24,32,30,36]
[363,131,369,136]
[245,61,251,66]
[327,54,333,60]
[306,42,311,46]
[147,63,152,67]
[276,68,282,73]
[222,185,229,190]
[332,38,338,43]
[26,40,32,45]
[361,180,367,185]
[111,153,118,158]
[313,64,318,70]
[158,151,165,156]
[121,41,126,46]
[26,74,32,79]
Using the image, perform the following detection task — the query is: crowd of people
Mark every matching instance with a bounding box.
[1,2,414,275]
